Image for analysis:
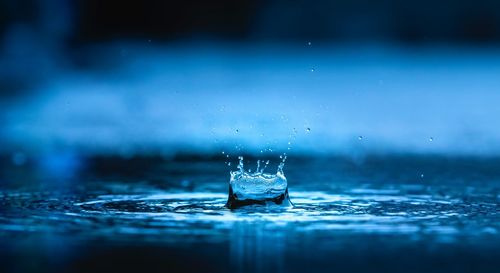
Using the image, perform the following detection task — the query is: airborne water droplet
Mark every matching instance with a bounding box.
[429,137,434,142]
[306,127,311,132]
[358,136,363,140]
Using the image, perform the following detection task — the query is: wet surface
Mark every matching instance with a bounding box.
[1,155,499,273]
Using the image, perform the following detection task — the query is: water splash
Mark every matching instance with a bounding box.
[226,155,291,209]
[278,154,287,174]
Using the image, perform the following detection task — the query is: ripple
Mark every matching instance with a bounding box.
[1,189,498,242]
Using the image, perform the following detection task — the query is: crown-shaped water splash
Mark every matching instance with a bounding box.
[226,155,292,209]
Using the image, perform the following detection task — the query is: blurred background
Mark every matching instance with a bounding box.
[2,0,500,163]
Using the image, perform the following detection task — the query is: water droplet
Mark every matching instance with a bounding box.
[420,174,425,178]
[226,154,229,158]
[306,128,311,132]
[288,141,291,145]
[228,162,231,166]
[310,68,315,72]
[429,137,434,142]
[278,154,287,174]
[307,41,312,46]
[236,156,244,173]
[259,160,270,173]
[235,129,239,133]
[221,151,225,155]
[358,136,363,140]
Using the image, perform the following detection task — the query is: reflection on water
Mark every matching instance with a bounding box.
[0,155,499,273]
[1,190,497,240]
[231,222,286,273]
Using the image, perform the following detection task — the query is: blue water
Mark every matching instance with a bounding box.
[4,45,500,156]
[1,155,499,273]
[227,156,290,208]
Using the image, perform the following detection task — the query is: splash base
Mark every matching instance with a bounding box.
[226,187,291,209]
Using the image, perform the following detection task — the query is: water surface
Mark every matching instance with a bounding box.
[1,155,499,273]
